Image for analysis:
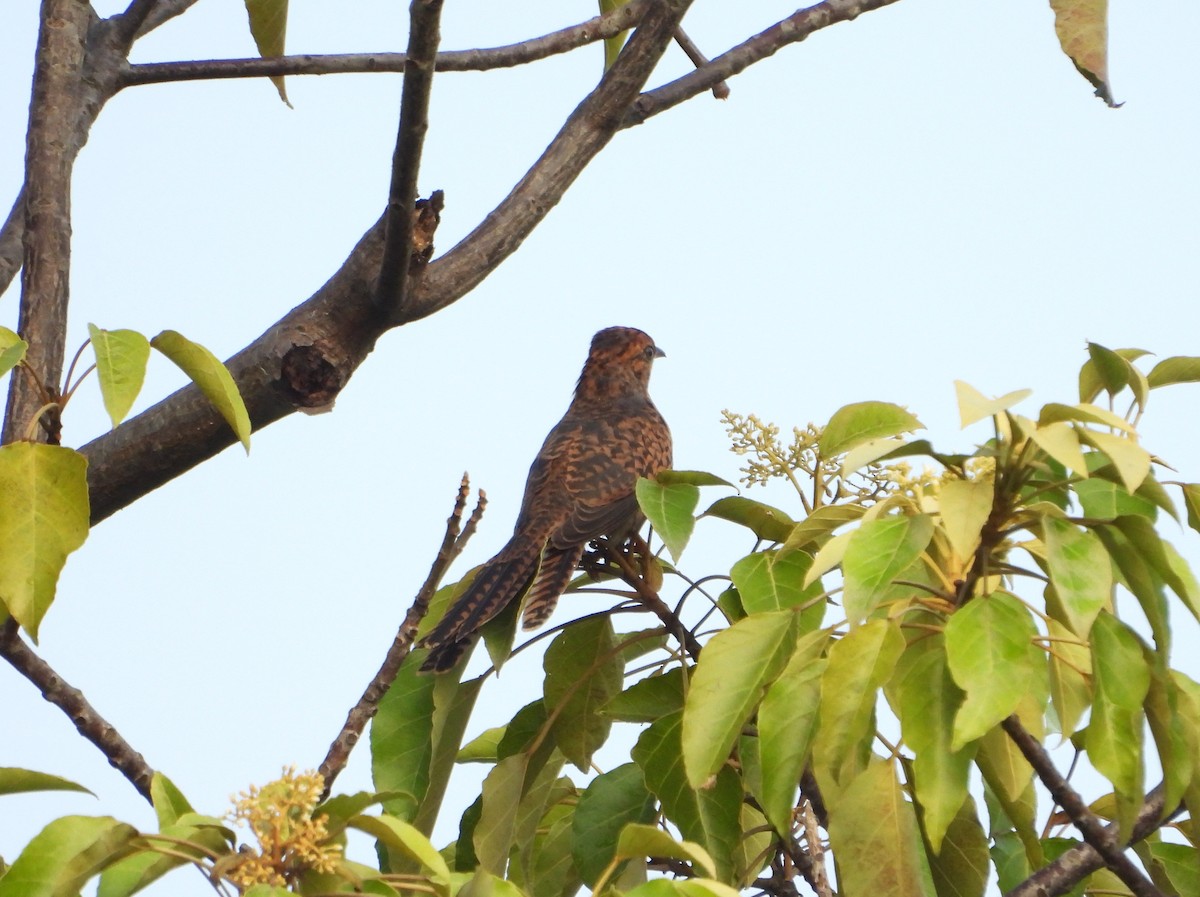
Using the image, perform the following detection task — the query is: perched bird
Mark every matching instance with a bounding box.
[418,326,672,673]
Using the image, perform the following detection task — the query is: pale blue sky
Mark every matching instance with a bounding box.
[2,2,1198,894]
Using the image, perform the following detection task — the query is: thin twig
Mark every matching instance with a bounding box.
[625,0,904,127]
[672,27,729,99]
[119,0,653,87]
[317,475,485,798]
[1001,716,1165,897]
[600,538,703,662]
[375,0,443,320]
[0,619,155,800]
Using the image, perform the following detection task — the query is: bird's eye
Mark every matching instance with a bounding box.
[643,345,657,359]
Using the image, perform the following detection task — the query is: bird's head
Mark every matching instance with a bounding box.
[575,326,665,400]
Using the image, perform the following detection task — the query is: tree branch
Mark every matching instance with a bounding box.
[1007,784,1173,897]
[3,0,96,446]
[82,0,693,524]
[132,0,202,39]
[112,0,161,45]
[1001,716,1165,897]
[0,619,155,800]
[118,0,654,87]
[624,0,904,127]
[318,475,484,798]
[672,28,729,100]
[375,0,443,320]
[0,186,23,299]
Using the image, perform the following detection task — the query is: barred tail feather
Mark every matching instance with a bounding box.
[418,542,541,673]
[520,544,586,631]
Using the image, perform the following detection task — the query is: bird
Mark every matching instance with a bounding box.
[418,326,672,673]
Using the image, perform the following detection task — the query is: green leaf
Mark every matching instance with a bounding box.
[945,593,1041,750]
[820,401,924,456]
[0,444,89,641]
[1042,517,1110,637]
[1141,842,1200,896]
[1073,478,1157,521]
[920,794,989,897]
[631,713,740,882]
[371,660,435,823]
[636,477,698,562]
[87,325,150,428]
[729,549,821,616]
[682,611,797,787]
[520,799,579,897]
[701,496,794,543]
[827,760,936,897]
[1088,613,1149,836]
[543,617,624,770]
[842,515,935,623]
[0,816,138,897]
[655,470,734,488]
[1038,402,1134,433]
[1147,355,1200,388]
[97,815,232,897]
[612,824,716,880]
[886,634,972,853]
[954,382,1033,428]
[150,330,251,452]
[1046,619,1092,740]
[413,674,483,836]
[1085,342,1130,396]
[603,667,686,722]
[1144,667,1193,818]
[1049,0,1116,105]
[782,504,866,552]
[813,619,904,795]
[755,633,827,835]
[1185,484,1200,537]
[0,326,28,378]
[474,755,529,875]
[243,0,290,104]
[0,768,92,797]
[938,479,994,562]
[572,765,656,886]
[349,814,451,883]
[148,774,192,827]
[977,731,1041,866]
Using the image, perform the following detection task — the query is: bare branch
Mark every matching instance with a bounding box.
[3,0,95,446]
[673,28,729,100]
[82,0,693,523]
[0,186,23,298]
[112,0,160,45]
[1007,784,1174,897]
[132,0,202,39]
[318,475,485,798]
[1001,716,1165,897]
[625,0,905,127]
[375,0,443,320]
[0,619,155,800]
[119,0,654,87]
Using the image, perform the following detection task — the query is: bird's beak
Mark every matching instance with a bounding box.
[654,346,666,359]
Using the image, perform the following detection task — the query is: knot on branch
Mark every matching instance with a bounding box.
[409,189,444,275]
[279,344,345,409]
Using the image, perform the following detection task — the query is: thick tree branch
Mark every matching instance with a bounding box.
[1007,784,1173,897]
[0,619,155,800]
[3,0,96,446]
[82,0,693,523]
[318,476,484,798]
[1001,716,1165,897]
[118,0,653,87]
[625,0,904,127]
[375,0,443,319]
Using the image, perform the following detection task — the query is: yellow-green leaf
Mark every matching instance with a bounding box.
[243,0,290,104]
[544,617,623,771]
[827,760,937,897]
[348,814,451,883]
[729,549,820,615]
[1078,429,1150,493]
[0,325,28,377]
[0,768,92,797]
[938,479,994,561]
[842,515,934,623]
[945,593,1041,750]
[0,444,89,641]
[151,330,251,452]
[820,401,924,457]
[612,824,716,880]
[1043,517,1110,637]
[599,0,632,70]
[88,324,150,428]
[0,816,137,897]
[1028,420,1088,478]
[682,611,797,787]
[1147,355,1200,388]
[1049,0,1116,106]
[954,381,1032,428]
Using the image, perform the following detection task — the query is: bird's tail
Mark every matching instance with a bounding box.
[418,542,541,673]
[520,543,586,631]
